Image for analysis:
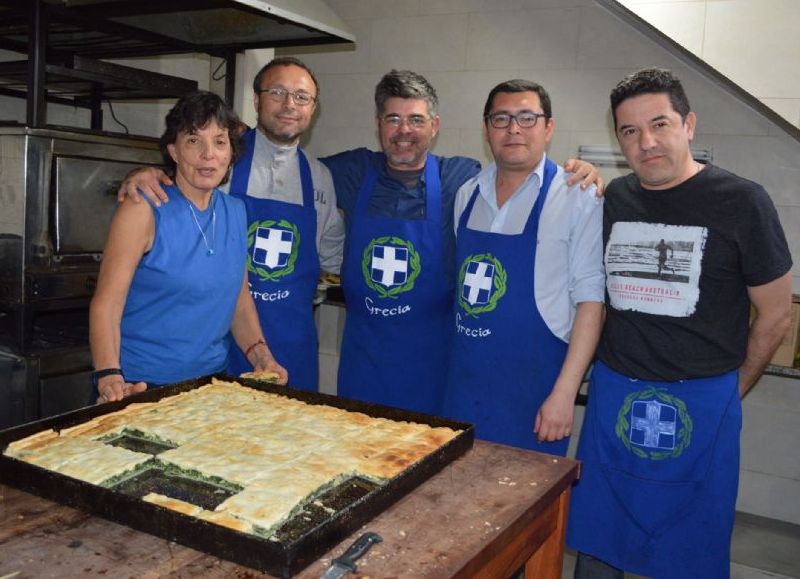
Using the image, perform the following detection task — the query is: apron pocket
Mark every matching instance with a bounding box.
[590,362,738,484]
[601,465,702,536]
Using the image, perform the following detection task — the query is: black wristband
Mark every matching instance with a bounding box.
[92,368,123,387]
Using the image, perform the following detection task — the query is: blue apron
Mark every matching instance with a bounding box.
[337,154,451,414]
[443,159,568,453]
[226,129,321,391]
[567,361,741,578]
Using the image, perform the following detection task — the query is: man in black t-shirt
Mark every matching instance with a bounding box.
[567,68,793,579]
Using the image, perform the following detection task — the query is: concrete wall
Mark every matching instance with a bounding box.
[280,0,799,292]
[290,0,800,525]
[739,374,800,524]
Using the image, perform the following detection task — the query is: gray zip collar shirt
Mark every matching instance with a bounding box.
[222,129,344,274]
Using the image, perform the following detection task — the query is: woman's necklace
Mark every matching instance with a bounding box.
[184,192,216,256]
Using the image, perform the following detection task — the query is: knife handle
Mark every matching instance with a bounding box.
[333,532,383,571]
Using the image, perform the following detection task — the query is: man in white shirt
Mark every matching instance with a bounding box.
[443,79,605,454]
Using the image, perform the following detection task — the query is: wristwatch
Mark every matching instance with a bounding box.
[92,368,123,387]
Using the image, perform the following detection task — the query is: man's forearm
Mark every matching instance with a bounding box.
[739,273,793,397]
[552,301,605,397]
[739,314,792,396]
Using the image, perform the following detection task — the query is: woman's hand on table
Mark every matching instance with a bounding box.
[248,343,289,385]
[96,376,147,403]
[254,358,289,386]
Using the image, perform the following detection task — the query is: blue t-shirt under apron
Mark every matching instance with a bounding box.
[120,184,247,385]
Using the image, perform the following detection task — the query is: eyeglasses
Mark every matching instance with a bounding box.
[380,114,431,129]
[485,111,547,129]
[257,87,316,106]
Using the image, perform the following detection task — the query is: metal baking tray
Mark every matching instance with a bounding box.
[0,375,474,577]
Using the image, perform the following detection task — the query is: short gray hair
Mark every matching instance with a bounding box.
[374,70,439,117]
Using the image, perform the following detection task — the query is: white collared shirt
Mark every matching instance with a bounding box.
[453,155,605,342]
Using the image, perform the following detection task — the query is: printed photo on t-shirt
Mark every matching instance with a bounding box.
[605,222,707,317]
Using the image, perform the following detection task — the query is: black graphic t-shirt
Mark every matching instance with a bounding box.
[598,164,792,381]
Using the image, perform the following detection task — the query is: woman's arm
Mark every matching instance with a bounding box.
[229,270,289,384]
[89,201,154,402]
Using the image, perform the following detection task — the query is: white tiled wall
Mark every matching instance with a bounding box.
[739,375,800,525]
[619,0,800,128]
[284,0,800,525]
[284,0,800,290]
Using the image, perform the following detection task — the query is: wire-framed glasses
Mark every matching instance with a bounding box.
[257,87,316,106]
[380,114,431,129]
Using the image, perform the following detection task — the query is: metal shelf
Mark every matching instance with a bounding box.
[0,56,198,104]
[763,365,800,380]
[0,0,355,128]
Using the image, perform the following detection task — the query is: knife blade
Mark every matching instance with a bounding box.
[321,531,383,579]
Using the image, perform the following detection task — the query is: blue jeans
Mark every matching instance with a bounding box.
[574,552,624,579]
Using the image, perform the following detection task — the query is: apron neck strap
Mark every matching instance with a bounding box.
[297,148,315,208]
[522,157,558,236]
[458,184,481,231]
[354,158,381,216]
[423,153,441,223]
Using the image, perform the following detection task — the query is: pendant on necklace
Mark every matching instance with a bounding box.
[184,192,217,257]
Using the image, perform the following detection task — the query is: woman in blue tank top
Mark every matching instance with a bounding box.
[90,91,288,403]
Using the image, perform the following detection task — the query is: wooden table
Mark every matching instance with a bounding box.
[0,441,578,578]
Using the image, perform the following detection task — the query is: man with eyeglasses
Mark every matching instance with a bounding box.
[442,79,605,454]
[116,57,345,392]
[318,70,480,413]
[322,70,601,415]
[119,67,600,410]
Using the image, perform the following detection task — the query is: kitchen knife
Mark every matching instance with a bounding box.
[321,531,383,579]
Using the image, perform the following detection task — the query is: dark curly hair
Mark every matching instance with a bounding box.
[160,91,242,181]
[610,68,691,129]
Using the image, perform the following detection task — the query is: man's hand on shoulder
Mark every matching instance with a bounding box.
[117,167,173,206]
[564,158,605,197]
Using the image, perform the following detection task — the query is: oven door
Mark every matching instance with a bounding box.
[0,345,93,429]
[52,156,153,257]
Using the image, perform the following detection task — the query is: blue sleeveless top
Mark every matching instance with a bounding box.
[120,184,247,384]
